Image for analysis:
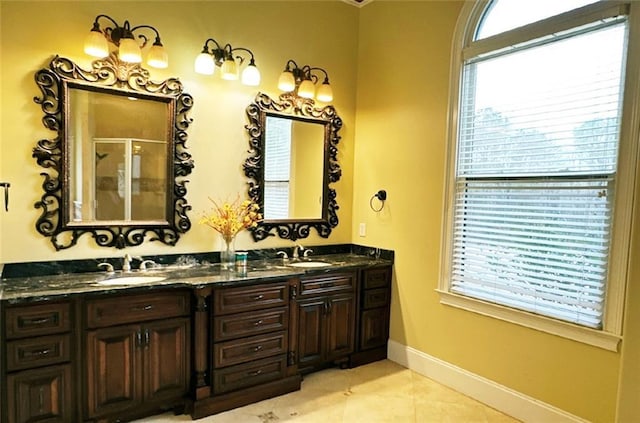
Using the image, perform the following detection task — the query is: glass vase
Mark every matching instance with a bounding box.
[220,238,235,270]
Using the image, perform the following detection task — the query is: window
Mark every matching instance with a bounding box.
[440,1,639,350]
[264,116,292,219]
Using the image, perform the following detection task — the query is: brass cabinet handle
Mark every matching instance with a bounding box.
[248,369,263,377]
[253,320,263,326]
[252,294,264,301]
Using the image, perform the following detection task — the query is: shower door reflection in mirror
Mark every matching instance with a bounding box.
[67,88,169,224]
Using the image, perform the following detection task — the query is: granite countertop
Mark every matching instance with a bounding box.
[0,253,392,303]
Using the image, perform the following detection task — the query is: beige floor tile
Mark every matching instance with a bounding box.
[134,360,519,423]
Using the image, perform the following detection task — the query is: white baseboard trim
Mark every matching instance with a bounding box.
[387,340,589,423]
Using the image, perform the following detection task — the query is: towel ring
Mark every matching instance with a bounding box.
[369,189,387,212]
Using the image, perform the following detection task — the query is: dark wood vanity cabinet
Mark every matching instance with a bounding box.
[3,301,74,423]
[294,271,357,373]
[189,279,301,419]
[83,290,191,421]
[1,260,392,422]
[351,265,393,367]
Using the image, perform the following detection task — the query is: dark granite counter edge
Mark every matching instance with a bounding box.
[1,252,393,303]
[1,243,393,279]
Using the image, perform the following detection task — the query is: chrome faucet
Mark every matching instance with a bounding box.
[139,259,157,271]
[98,262,114,274]
[122,254,132,272]
[276,250,289,261]
[292,244,304,260]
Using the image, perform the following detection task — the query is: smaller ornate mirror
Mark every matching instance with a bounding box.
[33,54,194,250]
[244,92,342,241]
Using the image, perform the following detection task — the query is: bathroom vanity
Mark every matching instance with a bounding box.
[0,253,392,423]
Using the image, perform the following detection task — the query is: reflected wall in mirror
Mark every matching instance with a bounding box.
[245,92,342,241]
[33,54,194,250]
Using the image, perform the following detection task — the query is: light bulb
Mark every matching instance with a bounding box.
[316,82,333,102]
[194,52,215,75]
[146,44,168,69]
[241,64,261,86]
[84,30,109,58]
[297,79,315,99]
[278,71,296,92]
[221,58,238,80]
[118,37,142,63]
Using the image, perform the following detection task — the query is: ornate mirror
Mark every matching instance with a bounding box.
[33,54,194,250]
[244,92,342,241]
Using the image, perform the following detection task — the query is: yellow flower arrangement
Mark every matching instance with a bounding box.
[199,195,262,243]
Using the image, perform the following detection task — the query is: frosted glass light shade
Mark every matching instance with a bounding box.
[118,38,142,63]
[297,79,315,99]
[221,59,238,80]
[241,64,261,86]
[84,31,109,58]
[316,82,333,102]
[146,44,168,69]
[194,53,215,75]
[278,71,296,92]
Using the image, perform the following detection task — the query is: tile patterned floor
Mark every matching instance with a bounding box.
[135,360,519,422]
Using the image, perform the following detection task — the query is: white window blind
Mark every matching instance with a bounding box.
[264,117,292,219]
[451,18,627,328]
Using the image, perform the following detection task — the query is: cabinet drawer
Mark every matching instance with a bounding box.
[7,364,73,423]
[213,355,287,394]
[5,302,70,339]
[363,267,391,289]
[299,273,355,297]
[7,334,71,371]
[362,288,390,309]
[86,291,190,328]
[214,282,288,315]
[213,331,288,368]
[214,307,288,342]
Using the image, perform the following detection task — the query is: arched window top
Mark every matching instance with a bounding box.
[475,0,599,40]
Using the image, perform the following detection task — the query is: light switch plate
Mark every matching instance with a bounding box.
[359,223,366,237]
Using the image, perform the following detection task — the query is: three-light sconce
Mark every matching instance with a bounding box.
[277,60,333,102]
[84,14,168,68]
[194,38,261,86]
[83,15,333,100]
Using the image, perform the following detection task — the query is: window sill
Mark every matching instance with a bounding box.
[436,290,621,352]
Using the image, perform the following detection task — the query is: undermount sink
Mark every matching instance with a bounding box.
[96,275,167,286]
[287,261,332,268]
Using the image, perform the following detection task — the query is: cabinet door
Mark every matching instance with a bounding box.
[144,317,190,403]
[86,324,143,418]
[360,308,390,350]
[326,293,356,360]
[296,298,325,369]
[7,364,72,423]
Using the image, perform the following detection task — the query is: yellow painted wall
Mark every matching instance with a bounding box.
[1,1,637,422]
[290,120,324,218]
[354,2,620,422]
[0,1,357,262]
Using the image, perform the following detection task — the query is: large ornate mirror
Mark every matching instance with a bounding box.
[244,92,342,241]
[33,54,193,250]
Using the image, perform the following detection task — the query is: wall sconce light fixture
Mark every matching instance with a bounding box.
[84,15,168,68]
[277,60,333,102]
[194,38,260,86]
